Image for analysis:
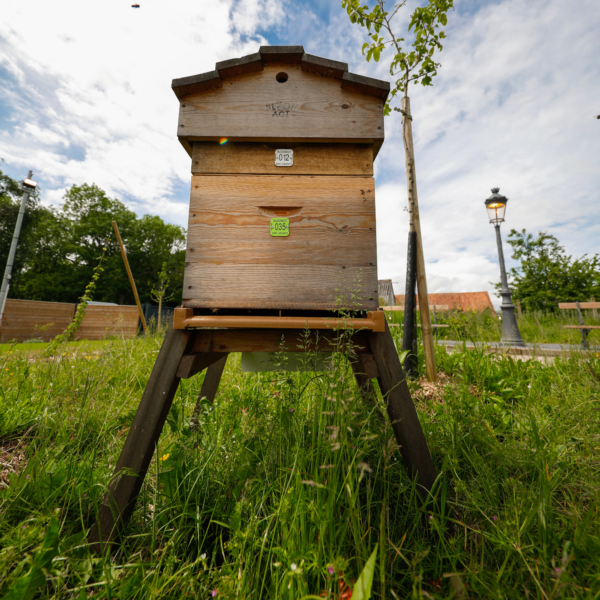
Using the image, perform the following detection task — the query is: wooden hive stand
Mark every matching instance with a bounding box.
[89,46,437,550]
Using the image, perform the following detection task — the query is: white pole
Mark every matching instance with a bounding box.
[0,170,34,324]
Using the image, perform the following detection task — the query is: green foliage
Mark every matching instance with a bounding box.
[341,0,454,114]
[0,173,186,306]
[1,325,600,597]
[150,262,175,330]
[501,229,600,312]
[44,250,105,356]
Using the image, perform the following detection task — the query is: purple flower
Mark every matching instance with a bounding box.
[26,475,29,479]
[328,566,334,575]
[493,516,497,521]
[429,515,433,520]
[555,567,560,573]
[22,525,26,529]
[212,590,218,597]
[289,408,294,413]
[83,494,86,498]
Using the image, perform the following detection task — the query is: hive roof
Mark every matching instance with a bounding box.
[172,45,390,102]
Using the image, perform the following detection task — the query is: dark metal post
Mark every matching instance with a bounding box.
[494,223,525,347]
[402,231,418,377]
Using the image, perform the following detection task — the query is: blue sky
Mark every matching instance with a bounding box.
[1,0,599,305]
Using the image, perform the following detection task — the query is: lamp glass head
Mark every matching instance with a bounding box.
[484,188,508,224]
[23,178,37,189]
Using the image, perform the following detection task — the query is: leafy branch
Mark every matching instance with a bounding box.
[341,0,454,115]
[45,249,106,355]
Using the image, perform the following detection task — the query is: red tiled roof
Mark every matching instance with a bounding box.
[393,291,495,312]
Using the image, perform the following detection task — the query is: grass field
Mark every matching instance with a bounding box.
[1,325,600,598]
[386,307,600,347]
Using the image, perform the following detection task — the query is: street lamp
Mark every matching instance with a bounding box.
[484,187,525,347]
[0,170,37,323]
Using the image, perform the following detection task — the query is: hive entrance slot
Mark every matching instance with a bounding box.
[257,206,303,218]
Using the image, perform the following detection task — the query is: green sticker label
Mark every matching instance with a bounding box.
[270,217,289,237]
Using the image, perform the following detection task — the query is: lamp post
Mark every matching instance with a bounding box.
[484,187,525,347]
[0,171,37,323]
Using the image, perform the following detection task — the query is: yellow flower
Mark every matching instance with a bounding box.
[159,454,170,462]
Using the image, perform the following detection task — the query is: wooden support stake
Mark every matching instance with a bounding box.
[401,96,437,383]
[368,320,437,494]
[88,326,194,550]
[112,221,147,334]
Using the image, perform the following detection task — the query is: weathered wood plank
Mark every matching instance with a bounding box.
[189,329,369,354]
[177,352,228,379]
[367,321,437,495]
[76,306,139,341]
[89,327,195,550]
[184,175,377,310]
[178,65,384,143]
[0,299,76,342]
[183,264,378,310]
[191,142,373,176]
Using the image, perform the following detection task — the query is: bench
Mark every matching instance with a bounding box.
[382,305,450,334]
[558,301,600,349]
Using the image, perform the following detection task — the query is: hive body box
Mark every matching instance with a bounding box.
[173,47,390,313]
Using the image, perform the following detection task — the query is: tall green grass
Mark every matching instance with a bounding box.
[1,332,599,598]
[385,307,600,346]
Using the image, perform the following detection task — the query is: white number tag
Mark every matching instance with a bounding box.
[275,149,293,167]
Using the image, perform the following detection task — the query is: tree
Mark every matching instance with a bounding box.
[150,262,175,330]
[0,176,186,306]
[501,229,600,312]
[341,0,454,382]
[0,169,57,295]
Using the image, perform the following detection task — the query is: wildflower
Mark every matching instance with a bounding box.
[493,515,497,521]
[212,590,218,597]
[555,567,560,573]
[429,515,433,520]
[83,493,87,498]
[159,454,170,462]
[328,566,334,575]
[22,525,26,529]
[26,475,29,479]
[289,408,294,413]
[201,553,207,560]
[291,563,297,571]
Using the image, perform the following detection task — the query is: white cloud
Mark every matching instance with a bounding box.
[1,0,599,309]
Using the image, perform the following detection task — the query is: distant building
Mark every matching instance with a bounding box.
[378,280,395,306]
[394,291,495,312]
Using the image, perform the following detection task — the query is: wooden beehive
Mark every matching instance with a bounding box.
[172,46,389,312]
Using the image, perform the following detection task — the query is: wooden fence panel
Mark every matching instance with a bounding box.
[0,300,76,342]
[76,306,139,341]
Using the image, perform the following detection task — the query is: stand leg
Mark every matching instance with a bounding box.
[191,354,228,430]
[88,326,195,551]
[350,354,383,420]
[368,321,437,495]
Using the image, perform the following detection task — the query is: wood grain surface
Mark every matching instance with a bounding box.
[189,329,369,354]
[191,142,373,176]
[0,299,75,342]
[184,175,378,310]
[178,65,384,143]
[76,306,139,341]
